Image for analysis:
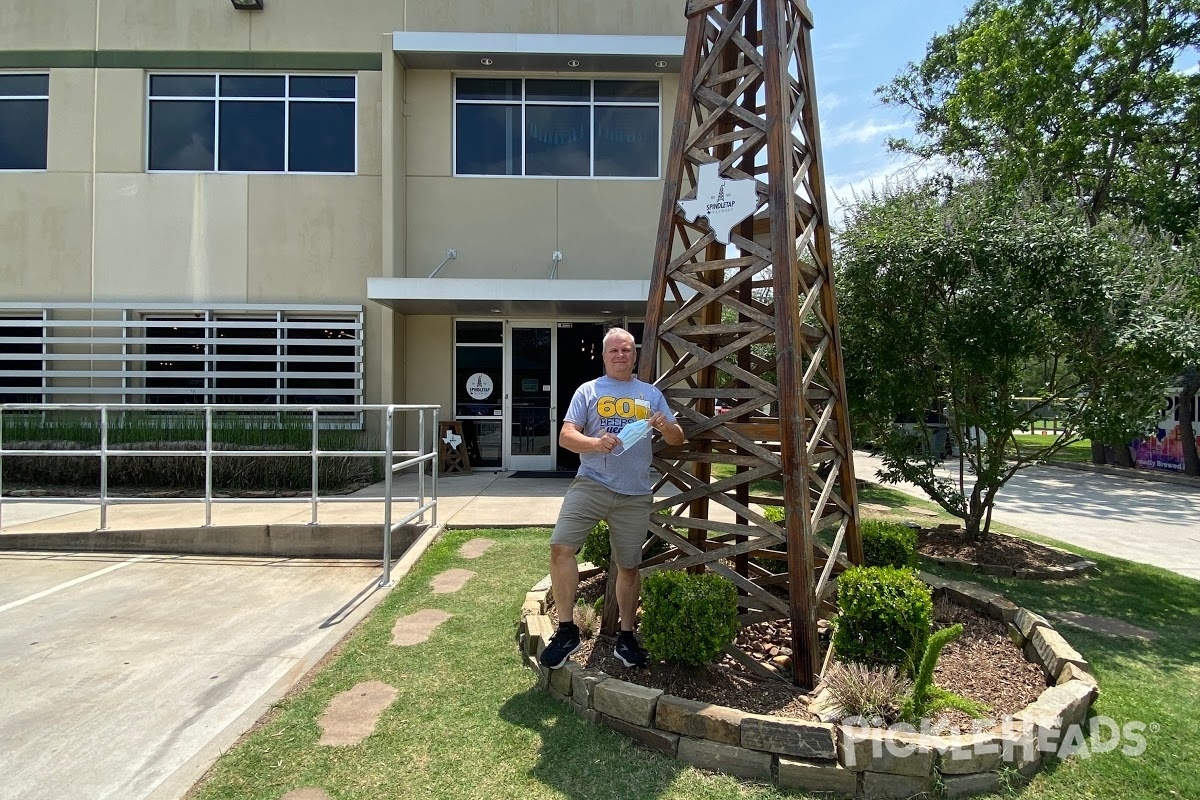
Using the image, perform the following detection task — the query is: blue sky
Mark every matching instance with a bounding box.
[807,1,970,225]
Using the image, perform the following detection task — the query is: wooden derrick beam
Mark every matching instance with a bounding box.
[632,0,861,690]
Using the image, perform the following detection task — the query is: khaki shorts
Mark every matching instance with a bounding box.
[550,476,652,569]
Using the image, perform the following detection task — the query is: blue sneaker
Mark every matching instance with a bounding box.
[614,631,648,667]
[539,622,581,669]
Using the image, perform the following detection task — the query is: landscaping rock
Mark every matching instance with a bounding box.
[777,758,858,794]
[548,661,578,697]
[1057,662,1098,691]
[839,727,936,777]
[458,538,495,558]
[570,668,608,710]
[655,694,746,746]
[429,568,475,594]
[861,770,933,798]
[390,609,452,646]
[741,714,837,760]
[593,679,662,727]
[935,733,1003,775]
[1014,607,1051,639]
[599,714,680,757]
[1014,680,1097,751]
[676,737,773,781]
[280,789,335,800]
[1024,625,1090,679]
[317,681,398,746]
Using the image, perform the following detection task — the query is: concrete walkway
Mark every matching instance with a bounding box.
[853,452,1200,581]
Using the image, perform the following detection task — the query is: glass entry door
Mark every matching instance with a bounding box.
[508,323,556,470]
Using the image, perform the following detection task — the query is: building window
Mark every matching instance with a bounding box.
[147,74,356,174]
[454,77,660,178]
[0,74,49,171]
[0,316,45,403]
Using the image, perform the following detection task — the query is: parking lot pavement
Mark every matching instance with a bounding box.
[0,550,389,800]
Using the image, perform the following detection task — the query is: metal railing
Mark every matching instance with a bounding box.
[0,402,439,586]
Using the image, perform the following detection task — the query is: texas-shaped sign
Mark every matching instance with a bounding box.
[677,161,758,245]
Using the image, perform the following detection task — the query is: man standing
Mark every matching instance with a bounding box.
[539,327,686,669]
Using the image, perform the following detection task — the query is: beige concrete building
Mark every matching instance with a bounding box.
[0,0,685,470]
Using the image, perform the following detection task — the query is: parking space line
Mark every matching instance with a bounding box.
[0,555,149,615]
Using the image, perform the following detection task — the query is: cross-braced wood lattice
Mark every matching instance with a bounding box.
[638,0,862,690]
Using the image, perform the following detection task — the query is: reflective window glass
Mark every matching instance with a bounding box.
[148,100,216,170]
[218,100,284,172]
[594,106,658,177]
[290,76,355,99]
[220,75,285,98]
[147,73,355,174]
[289,101,355,173]
[456,78,521,101]
[525,105,589,176]
[0,98,48,170]
[526,79,589,102]
[454,77,660,178]
[149,74,214,97]
[456,104,521,175]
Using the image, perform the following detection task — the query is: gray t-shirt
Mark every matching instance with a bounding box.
[564,375,675,496]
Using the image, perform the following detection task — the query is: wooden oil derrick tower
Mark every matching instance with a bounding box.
[638,0,862,690]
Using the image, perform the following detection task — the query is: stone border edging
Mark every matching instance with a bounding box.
[517,570,1098,799]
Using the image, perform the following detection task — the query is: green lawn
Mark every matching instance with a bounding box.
[190,527,1199,800]
[1011,434,1094,464]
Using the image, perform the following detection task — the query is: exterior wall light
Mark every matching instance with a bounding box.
[480,57,494,66]
[231,0,264,8]
[568,59,580,67]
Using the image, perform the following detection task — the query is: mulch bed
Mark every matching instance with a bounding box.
[917,525,1081,571]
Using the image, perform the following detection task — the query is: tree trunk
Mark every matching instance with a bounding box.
[1090,439,1107,465]
[1111,440,1135,468]
[1180,368,1200,477]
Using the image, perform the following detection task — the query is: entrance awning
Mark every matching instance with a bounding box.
[366,278,658,316]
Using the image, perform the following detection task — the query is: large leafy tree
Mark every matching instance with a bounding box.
[878,0,1200,468]
[838,180,1197,539]
[881,0,1200,236]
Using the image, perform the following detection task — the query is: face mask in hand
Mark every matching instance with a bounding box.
[612,419,652,455]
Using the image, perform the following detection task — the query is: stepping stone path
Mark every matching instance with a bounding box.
[392,609,453,646]
[318,681,398,746]
[459,537,496,558]
[311,544,490,761]
[904,506,940,518]
[860,502,893,513]
[430,568,476,594]
[280,790,334,800]
[1048,610,1159,641]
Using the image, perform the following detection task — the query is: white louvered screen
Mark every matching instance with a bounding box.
[0,303,364,406]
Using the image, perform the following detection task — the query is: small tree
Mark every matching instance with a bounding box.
[838,180,1198,539]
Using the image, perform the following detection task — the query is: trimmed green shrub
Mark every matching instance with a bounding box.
[580,520,611,566]
[761,504,785,524]
[641,570,740,667]
[832,566,932,675]
[860,519,919,569]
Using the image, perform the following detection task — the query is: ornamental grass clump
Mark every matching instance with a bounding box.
[641,570,740,667]
[832,565,932,676]
[860,519,919,569]
[823,661,911,725]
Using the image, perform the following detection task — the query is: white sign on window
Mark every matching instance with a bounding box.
[466,372,494,400]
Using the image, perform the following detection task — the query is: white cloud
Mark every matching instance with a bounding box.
[824,155,946,229]
[819,92,846,113]
[825,119,907,146]
[1179,62,1199,76]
